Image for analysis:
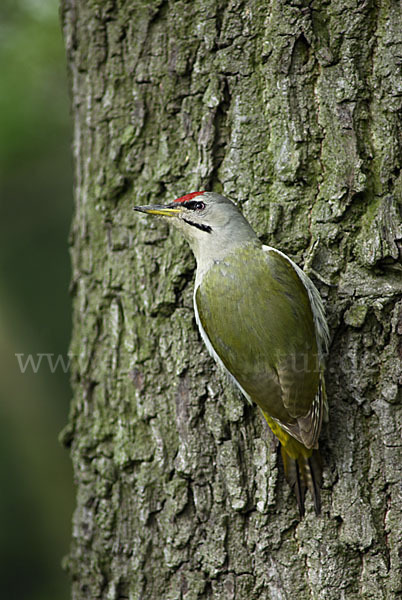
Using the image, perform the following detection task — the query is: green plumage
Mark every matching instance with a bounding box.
[195,242,320,430]
[134,191,329,515]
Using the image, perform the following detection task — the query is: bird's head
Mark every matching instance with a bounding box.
[134,191,258,261]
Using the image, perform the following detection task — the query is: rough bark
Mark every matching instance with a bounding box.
[61,1,402,598]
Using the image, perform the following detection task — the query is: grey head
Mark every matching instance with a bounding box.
[134,191,259,267]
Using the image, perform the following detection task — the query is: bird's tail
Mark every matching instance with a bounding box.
[261,410,322,516]
[280,445,322,516]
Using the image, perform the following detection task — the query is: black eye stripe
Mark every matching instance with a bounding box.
[183,200,205,211]
[166,200,205,210]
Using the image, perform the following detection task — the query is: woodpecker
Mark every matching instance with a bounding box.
[134,191,329,516]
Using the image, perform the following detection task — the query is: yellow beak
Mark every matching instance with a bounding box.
[133,205,182,217]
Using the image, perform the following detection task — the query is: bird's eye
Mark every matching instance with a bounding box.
[184,200,205,211]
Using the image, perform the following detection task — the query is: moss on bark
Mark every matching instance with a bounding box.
[61,0,402,598]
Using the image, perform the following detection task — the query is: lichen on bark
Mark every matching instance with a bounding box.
[61,0,402,598]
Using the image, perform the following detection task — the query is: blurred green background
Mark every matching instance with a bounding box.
[0,0,74,599]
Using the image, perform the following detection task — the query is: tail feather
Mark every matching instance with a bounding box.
[281,446,322,516]
[261,410,323,516]
[294,457,307,517]
[308,454,322,515]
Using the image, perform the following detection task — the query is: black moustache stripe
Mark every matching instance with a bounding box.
[182,218,212,234]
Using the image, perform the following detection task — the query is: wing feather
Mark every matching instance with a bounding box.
[195,242,327,445]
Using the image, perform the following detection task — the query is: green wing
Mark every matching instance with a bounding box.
[196,243,321,439]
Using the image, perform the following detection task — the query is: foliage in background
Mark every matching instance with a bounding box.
[0,1,73,599]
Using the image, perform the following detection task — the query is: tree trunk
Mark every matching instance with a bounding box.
[61,1,402,598]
